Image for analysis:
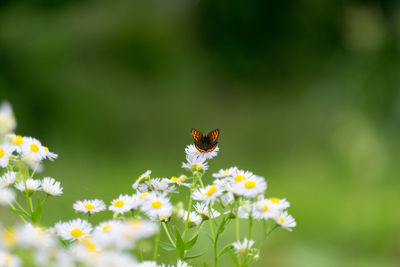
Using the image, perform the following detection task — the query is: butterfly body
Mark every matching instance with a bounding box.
[191,128,220,153]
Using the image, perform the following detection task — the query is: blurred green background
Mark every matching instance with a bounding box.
[1,0,400,266]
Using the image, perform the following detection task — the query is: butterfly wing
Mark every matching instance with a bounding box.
[191,128,203,143]
[207,129,220,143]
[197,143,218,153]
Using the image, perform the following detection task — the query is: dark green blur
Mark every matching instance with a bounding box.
[1,0,400,266]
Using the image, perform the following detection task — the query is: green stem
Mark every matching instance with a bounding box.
[137,243,144,261]
[162,222,175,246]
[153,228,161,261]
[9,203,27,223]
[184,174,197,242]
[247,214,253,240]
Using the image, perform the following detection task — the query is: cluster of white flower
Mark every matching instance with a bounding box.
[0,101,295,267]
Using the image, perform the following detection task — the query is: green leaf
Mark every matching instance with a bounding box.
[218,244,233,257]
[175,228,185,259]
[183,251,206,260]
[31,199,43,224]
[230,251,240,267]
[217,217,228,235]
[184,234,198,250]
[203,264,210,267]
[10,208,29,217]
[159,241,175,251]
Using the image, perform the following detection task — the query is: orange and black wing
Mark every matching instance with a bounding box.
[191,128,203,143]
[197,143,218,153]
[207,129,220,143]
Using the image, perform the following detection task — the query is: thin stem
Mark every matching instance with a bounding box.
[9,203,27,223]
[14,201,28,214]
[153,228,161,261]
[235,202,240,241]
[162,222,175,246]
[264,224,278,241]
[137,243,144,262]
[247,214,253,240]
[184,174,197,242]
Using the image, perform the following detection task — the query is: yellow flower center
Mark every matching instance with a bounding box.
[0,148,4,158]
[139,192,149,199]
[113,200,124,207]
[280,218,285,224]
[262,204,269,212]
[30,144,39,152]
[269,197,280,204]
[244,181,256,189]
[171,176,178,182]
[86,242,96,251]
[2,229,16,246]
[102,225,111,232]
[4,253,12,265]
[234,175,246,182]
[224,170,230,174]
[12,135,23,145]
[151,200,162,209]
[204,186,217,197]
[84,203,95,210]
[44,146,49,152]
[71,228,83,238]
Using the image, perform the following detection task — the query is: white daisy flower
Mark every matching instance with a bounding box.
[94,220,121,235]
[237,200,252,219]
[16,224,55,249]
[184,144,219,161]
[232,238,255,254]
[0,188,16,206]
[55,218,92,241]
[136,261,157,267]
[192,185,222,204]
[275,211,296,231]
[0,171,16,188]
[231,176,266,198]
[165,176,190,188]
[231,170,255,183]
[42,146,58,161]
[41,177,63,196]
[0,250,21,267]
[95,251,138,267]
[109,195,135,215]
[4,134,24,154]
[74,199,106,214]
[252,198,279,220]
[21,137,46,162]
[0,226,17,248]
[194,203,220,220]
[268,197,290,210]
[212,167,238,178]
[180,211,202,227]
[141,193,172,220]
[182,156,208,172]
[0,144,13,168]
[132,170,152,191]
[0,101,17,134]
[14,179,41,195]
[177,260,192,267]
[149,178,176,194]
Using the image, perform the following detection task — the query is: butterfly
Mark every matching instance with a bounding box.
[191,128,220,153]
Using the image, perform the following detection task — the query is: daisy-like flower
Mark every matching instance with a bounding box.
[237,199,252,219]
[192,184,222,204]
[0,250,21,267]
[0,188,16,206]
[0,226,17,248]
[232,238,255,254]
[148,178,176,194]
[74,199,106,214]
[0,101,17,134]
[180,211,202,227]
[212,166,238,178]
[230,170,255,183]
[268,197,290,210]
[41,177,63,196]
[252,198,279,220]
[21,137,46,162]
[94,251,138,267]
[16,224,55,249]
[109,195,135,215]
[141,193,172,220]
[55,218,92,241]
[94,220,121,235]
[0,144,13,168]
[4,134,24,154]
[231,175,266,198]
[164,176,190,188]
[182,156,208,172]
[177,260,192,267]
[132,170,152,191]
[184,144,219,161]
[194,203,220,220]
[275,211,296,231]
[14,179,41,195]
[42,146,58,161]
[0,171,16,188]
